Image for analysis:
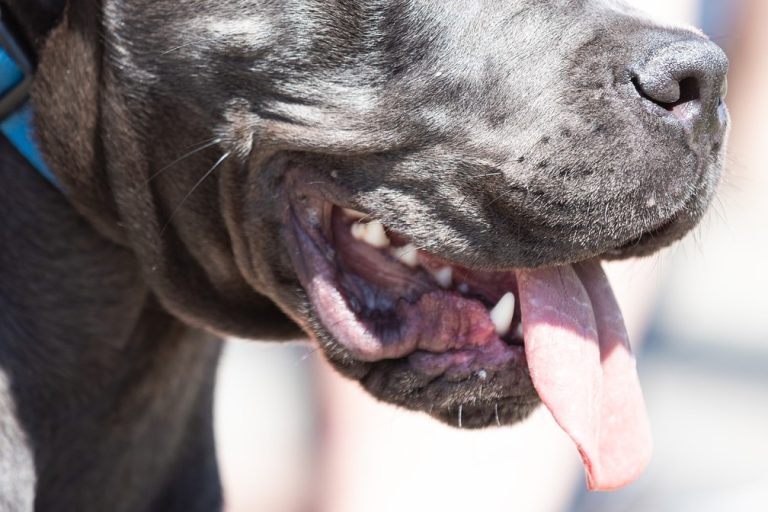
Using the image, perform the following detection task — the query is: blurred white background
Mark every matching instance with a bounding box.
[215,1,768,511]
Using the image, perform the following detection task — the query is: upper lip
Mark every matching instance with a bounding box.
[608,213,681,255]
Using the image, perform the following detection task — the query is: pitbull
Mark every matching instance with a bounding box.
[0,0,728,510]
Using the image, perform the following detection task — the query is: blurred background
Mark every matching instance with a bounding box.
[214,1,768,511]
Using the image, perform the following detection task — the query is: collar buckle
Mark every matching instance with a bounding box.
[0,6,60,189]
[0,7,34,121]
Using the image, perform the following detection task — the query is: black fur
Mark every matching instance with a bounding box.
[1,0,727,509]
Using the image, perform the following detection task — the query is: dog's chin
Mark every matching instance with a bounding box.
[355,357,541,428]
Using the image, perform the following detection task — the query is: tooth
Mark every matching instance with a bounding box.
[490,292,516,337]
[350,222,367,240]
[343,208,367,220]
[432,266,453,288]
[457,283,470,294]
[363,221,390,248]
[514,323,524,339]
[391,244,420,267]
[350,220,390,248]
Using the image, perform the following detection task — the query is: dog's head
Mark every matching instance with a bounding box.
[31,0,727,476]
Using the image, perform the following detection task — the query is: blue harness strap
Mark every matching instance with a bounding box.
[0,10,60,190]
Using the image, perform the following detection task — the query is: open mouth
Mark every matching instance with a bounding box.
[282,172,652,491]
[299,201,528,377]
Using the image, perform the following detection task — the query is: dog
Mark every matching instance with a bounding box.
[0,0,728,510]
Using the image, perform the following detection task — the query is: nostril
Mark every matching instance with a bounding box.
[633,75,701,122]
[675,77,701,106]
[630,38,728,128]
[633,75,700,109]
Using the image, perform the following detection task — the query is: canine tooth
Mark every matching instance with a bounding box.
[391,244,420,267]
[433,267,453,288]
[351,220,390,248]
[514,323,524,339]
[490,292,516,337]
[343,208,367,220]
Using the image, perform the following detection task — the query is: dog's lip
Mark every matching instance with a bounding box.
[285,197,527,375]
[604,201,698,259]
[606,215,678,256]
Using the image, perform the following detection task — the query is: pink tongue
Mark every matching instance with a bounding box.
[517,260,652,491]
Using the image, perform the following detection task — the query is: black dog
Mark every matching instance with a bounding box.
[1,0,727,509]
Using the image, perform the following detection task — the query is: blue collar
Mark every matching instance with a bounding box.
[0,10,60,189]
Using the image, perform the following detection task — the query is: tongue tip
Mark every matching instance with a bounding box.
[587,479,630,493]
[585,458,652,492]
[583,422,654,492]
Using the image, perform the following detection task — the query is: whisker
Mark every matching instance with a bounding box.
[394,244,422,260]
[458,404,463,428]
[494,403,501,426]
[160,151,231,235]
[143,138,222,187]
[296,346,323,365]
[161,40,204,55]
[485,187,518,208]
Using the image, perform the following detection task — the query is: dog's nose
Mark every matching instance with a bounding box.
[632,38,728,128]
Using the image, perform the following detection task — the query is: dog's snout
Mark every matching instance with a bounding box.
[631,38,728,128]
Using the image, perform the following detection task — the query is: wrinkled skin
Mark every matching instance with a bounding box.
[1,0,726,509]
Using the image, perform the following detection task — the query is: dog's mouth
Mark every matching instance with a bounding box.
[300,201,528,372]
[282,172,652,491]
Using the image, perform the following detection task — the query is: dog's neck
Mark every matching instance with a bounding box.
[0,5,227,501]
[0,135,224,510]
